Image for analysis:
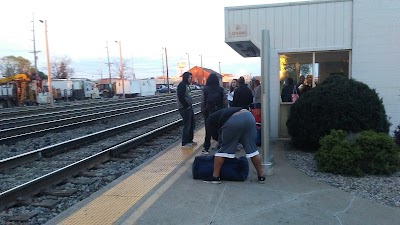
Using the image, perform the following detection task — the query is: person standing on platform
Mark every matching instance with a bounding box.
[201,73,227,155]
[202,107,266,184]
[253,79,261,108]
[176,72,197,148]
[227,79,238,107]
[232,76,253,109]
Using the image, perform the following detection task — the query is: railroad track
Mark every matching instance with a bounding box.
[0,94,201,145]
[0,95,185,128]
[0,105,202,211]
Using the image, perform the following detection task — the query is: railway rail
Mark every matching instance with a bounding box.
[0,95,175,129]
[0,94,201,145]
[0,106,202,211]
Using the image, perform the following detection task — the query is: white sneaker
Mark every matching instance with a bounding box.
[182,143,194,148]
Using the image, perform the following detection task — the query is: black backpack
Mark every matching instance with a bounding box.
[204,87,223,112]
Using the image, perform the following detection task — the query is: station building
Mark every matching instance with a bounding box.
[224,0,400,138]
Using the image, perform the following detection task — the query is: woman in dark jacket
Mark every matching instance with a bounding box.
[201,73,227,154]
[281,77,297,102]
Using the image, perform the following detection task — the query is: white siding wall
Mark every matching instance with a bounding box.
[226,0,400,136]
[226,0,353,51]
[352,0,400,133]
[226,0,353,138]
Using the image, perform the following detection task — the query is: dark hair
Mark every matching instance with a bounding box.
[182,72,192,83]
[238,76,245,85]
[286,77,294,86]
[229,79,238,92]
[206,73,220,87]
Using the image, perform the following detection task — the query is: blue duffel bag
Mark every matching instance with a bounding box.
[192,155,249,181]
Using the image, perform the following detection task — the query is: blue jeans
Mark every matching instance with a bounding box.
[179,107,195,145]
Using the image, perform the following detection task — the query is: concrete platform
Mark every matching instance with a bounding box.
[47,128,400,225]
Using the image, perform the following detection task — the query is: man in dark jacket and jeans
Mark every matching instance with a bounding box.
[176,72,197,148]
[232,76,253,109]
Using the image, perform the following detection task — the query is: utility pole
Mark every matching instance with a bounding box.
[39,19,53,107]
[186,53,191,70]
[116,41,124,98]
[105,41,112,86]
[164,47,170,94]
[161,52,165,85]
[200,54,204,85]
[131,54,136,79]
[31,14,40,95]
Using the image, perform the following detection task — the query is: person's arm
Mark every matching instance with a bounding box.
[177,83,189,108]
[200,90,206,113]
[222,89,228,108]
[232,88,239,107]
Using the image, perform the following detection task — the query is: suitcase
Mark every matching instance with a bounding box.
[192,155,249,181]
[256,125,262,147]
[251,108,261,124]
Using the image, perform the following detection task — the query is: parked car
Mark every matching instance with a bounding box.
[156,86,176,93]
[190,85,202,90]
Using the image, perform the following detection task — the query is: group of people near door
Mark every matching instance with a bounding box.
[176,72,265,184]
[281,74,313,102]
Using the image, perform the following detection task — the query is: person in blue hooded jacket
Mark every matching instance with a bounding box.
[176,72,197,148]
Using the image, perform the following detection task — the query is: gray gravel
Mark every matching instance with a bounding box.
[285,143,400,208]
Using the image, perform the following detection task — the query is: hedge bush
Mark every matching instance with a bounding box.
[394,124,400,146]
[355,130,400,174]
[286,75,390,151]
[315,130,363,176]
[315,130,400,176]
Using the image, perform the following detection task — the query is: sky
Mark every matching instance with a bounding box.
[0,0,301,80]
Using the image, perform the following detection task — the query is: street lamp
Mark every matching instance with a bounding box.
[163,47,170,94]
[115,41,125,98]
[39,19,53,107]
[186,53,191,70]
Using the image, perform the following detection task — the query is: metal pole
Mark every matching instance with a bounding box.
[131,54,136,79]
[105,41,112,86]
[116,41,125,98]
[186,53,190,69]
[261,29,272,172]
[164,47,170,94]
[200,54,203,84]
[43,20,53,107]
[31,14,39,95]
[219,61,221,74]
[162,53,165,85]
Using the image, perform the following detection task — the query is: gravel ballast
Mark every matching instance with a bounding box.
[285,143,400,208]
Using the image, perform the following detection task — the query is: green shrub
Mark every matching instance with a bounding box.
[355,130,400,174]
[286,75,390,151]
[394,124,400,146]
[315,130,363,176]
[315,130,400,176]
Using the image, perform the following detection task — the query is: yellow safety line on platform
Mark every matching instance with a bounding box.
[60,129,204,225]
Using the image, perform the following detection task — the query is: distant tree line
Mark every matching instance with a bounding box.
[0,55,74,79]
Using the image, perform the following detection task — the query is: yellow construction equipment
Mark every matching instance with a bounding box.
[0,74,34,107]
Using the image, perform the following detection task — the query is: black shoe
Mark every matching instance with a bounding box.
[201,149,209,155]
[203,176,221,184]
[258,176,266,184]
